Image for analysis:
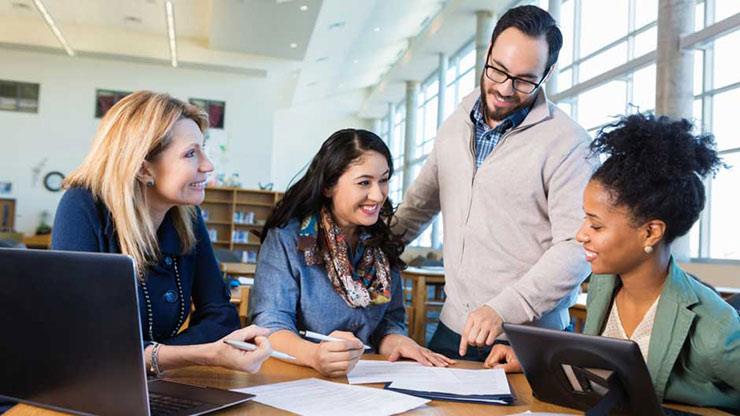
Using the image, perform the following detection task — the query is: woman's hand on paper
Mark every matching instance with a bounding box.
[382,334,456,367]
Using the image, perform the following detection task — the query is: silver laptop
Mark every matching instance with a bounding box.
[0,248,253,416]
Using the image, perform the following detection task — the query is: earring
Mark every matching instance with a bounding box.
[146,180,155,188]
[644,245,653,254]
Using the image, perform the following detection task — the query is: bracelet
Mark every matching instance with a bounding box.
[150,342,163,377]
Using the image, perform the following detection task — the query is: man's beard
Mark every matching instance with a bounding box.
[479,84,536,122]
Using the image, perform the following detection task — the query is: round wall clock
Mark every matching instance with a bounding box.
[43,171,65,192]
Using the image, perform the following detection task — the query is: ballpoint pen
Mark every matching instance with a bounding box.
[224,339,297,361]
[299,330,372,350]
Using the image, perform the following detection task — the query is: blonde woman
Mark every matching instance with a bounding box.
[52,91,272,376]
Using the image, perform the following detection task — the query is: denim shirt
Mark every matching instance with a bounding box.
[51,187,239,347]
[250,219,407,350]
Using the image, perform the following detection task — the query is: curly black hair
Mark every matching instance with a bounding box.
[262,128,406,269]
[590,113,724,244]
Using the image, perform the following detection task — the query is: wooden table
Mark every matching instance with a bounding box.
[6,355,728,415]
[401,267,445,345]
[21,234,51,249]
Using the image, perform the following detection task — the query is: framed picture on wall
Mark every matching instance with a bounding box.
[189,98,225,129]
[95,89,131,118]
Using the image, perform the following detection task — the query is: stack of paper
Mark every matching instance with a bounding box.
[347,360,514,405]
[232,377,429,416]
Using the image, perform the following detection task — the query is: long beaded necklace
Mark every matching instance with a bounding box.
[138,257,186,342]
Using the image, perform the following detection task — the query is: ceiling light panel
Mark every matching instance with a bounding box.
[32,0,75,56]
[165,0,177,67]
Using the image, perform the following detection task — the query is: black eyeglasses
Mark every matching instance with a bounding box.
[483,64,546,94]
[482,43,549,94]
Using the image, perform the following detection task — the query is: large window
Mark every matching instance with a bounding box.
[408,74,441,247]
[380,43,478,248]
[415,76,439,162]
[555,0,659,133]
[444,43,476,119]
[692,10,740,260]
[378,113,391,146]
[403,44,477,248]
[553,0,740,260]
[378,0,739,255]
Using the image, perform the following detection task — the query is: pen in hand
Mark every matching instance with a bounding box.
[299,330,371,350]
[224,339,296,361]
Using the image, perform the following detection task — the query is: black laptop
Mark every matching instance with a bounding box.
[0,248,253,416]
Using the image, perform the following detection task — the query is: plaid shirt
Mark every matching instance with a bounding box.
[470,97,530,168]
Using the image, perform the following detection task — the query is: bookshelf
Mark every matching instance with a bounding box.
[200,187,282,263]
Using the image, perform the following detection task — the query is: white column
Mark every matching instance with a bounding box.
[656,0,695,261]
[432,53,448,248]
[656,0,695,118]
[386,102,394,146]
[403,80,420,193]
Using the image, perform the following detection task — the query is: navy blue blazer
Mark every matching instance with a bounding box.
[52,187,239,346]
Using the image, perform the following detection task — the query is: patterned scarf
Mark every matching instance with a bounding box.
[297,207,392,308]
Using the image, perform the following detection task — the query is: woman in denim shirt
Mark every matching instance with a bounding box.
[52,91,272,376]
[251,129,454,377]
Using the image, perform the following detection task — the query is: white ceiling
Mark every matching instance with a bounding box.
[0,0,514,117]
[209,0,322,60]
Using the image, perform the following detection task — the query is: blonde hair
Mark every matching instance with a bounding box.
[65,91,209,274]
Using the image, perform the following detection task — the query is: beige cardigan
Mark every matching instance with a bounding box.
[393,89,596,333]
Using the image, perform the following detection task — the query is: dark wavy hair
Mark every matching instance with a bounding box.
[590,113,724,244]
[262,128,406,269]
[490,5,563,76]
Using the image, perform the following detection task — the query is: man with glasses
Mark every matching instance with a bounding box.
[393,5,596,368]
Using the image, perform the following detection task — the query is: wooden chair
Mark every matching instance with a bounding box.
[401,268,445,345]
[569,292,588,333]
[424,285,445,334]
[403,281,415,334]
[237,285,251,327]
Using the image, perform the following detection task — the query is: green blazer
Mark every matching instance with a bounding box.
[583,259,740,410]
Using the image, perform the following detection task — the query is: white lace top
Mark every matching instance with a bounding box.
[600,296,661,361]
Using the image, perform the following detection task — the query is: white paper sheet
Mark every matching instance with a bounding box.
[348,360,511,396]
[388,368,511,396]
[347,360,443,384]
[233,378,429,416]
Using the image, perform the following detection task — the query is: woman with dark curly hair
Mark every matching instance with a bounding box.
[250,129,454,377]
[487,114,739,409]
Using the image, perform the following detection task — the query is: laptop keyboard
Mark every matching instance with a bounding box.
[149,392,205,416]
